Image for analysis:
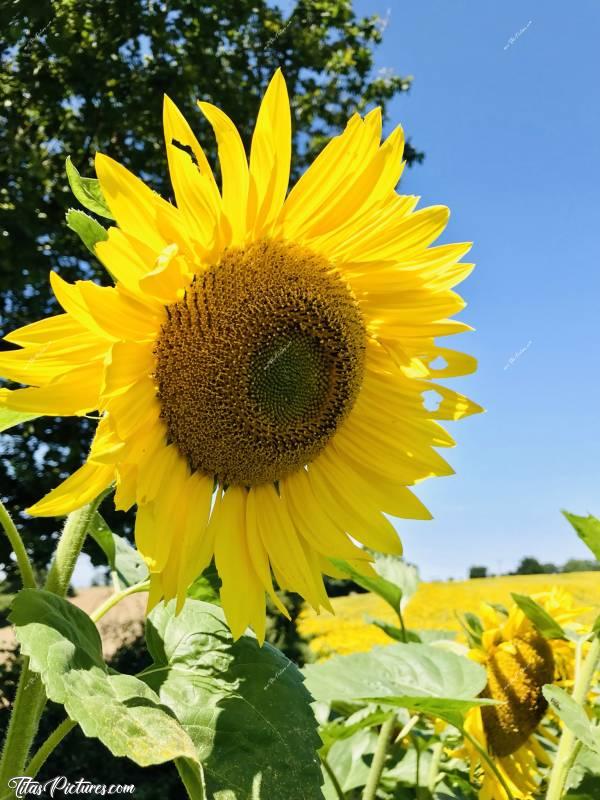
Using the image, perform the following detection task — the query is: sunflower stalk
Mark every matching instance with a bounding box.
[545,633,600,800]
[21,719,77,783]
[0,499,37,590]
[363,715,395,800]
[44,491,110,596]
[0,494,108,791]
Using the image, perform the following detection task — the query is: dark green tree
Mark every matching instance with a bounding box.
[514,557,558,575]
[0,0,422,583]
[468,565,487,579]
[562,558,600,573]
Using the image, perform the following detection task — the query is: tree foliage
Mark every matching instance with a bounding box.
[0,0,421,583]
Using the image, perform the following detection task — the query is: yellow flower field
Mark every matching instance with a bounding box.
[298,571,600,659]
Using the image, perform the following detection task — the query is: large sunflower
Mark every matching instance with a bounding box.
[0,70,480,641]
[459,589,588,799]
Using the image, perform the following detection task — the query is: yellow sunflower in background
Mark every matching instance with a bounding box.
[0,70,480,641]
[459,589,589,799]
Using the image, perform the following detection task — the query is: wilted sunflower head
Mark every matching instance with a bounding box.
[469,601,557,757]
[0,69,481,641]
[459,590,586,798]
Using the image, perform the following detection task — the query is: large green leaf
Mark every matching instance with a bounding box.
[66,209,108,256]
[142,599,324,799]
[0,408,40,433]
[563,512,600,561]
[66,156,114,219]
[88,513,148,588]
[303,643,491,728]
[511,593,567,639]
[543,685,600,754]
[10,590,197,767]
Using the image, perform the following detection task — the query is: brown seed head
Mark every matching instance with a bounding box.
[154,239,366,486]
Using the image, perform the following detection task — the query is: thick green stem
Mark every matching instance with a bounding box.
[363,716,394,800]
[0,500,36,590]
[45,495,107,596]
[546,635,600,800]
[23,718,77,782]
[0,663,46,795]
[427,741,443,793]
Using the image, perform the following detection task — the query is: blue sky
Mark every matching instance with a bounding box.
[342,0,600,579]
[75,1,600,585]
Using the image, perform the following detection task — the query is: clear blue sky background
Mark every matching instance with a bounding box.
[75,1,600,586]
[273,0,600,580]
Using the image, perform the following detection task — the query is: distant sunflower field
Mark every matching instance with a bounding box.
[299,572,600,660]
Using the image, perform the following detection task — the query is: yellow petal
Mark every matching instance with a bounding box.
[88,416,126,464]
[300,125,405,241]
[95,228,156,296]
[0,335,106,387]
[321,446,432,520]
[138,243,192,304]
[135,450,189,572]
[50,272,113,340]
[76,280,162,342]
[175,472,215,612]
[422,383,484,420]
[163,93,221,206]
[247,69,291,237]
[337,409,455,484]
[95,153,170,252]
[114,464,138,512]
[146,572,164,614]
[246,488,290,617]
[281,468,372,560]
[399,342,478,379]
[26,460,115,517]
[163,143,222,253]
[335,205,450,263]
[101,341,155,399]
[312,192,419,260]
[102,379,160,442]
[135,440,179,507]
[4,314,85,346]
[197,100,249,244]
[212,487,266,642]
[0,362,102,415]
[279,113,377,239]
[308,459,404,555]
[253,483,324,610]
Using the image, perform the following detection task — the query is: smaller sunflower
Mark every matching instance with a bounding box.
[457,589,589,800]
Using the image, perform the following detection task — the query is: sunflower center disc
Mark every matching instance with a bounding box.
[481,630,554,757]
[154,239,366,486]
